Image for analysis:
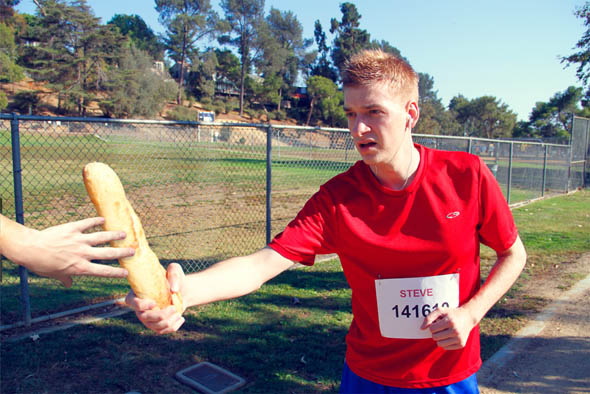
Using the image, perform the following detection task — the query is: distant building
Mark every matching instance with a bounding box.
[291,87,307,100]
[214,75,239,96]
[152,61,165,74]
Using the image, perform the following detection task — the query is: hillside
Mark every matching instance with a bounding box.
[0,78,303,127]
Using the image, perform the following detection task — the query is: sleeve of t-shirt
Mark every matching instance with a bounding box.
[477,157,519,252]
[268,185,336,266]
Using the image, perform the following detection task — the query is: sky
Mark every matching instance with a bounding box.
[16,0,588,121]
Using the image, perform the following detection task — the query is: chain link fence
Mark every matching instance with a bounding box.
[1,114,586,328]
[571,116,590,189]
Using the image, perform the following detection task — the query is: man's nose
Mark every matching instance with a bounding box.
[350,116,370,138]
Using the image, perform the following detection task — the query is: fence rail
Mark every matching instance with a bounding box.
[1,113,588,328]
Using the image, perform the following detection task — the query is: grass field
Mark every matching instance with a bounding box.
[0,125,355,323]
[1,190,588,393]
[0,124,581,321]
[1,124,588,392]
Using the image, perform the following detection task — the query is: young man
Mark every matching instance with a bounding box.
[126,50,526,392]
[0,214,133,287]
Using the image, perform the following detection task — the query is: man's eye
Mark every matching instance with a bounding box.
[345,112,355,118]
[369,109,382,115]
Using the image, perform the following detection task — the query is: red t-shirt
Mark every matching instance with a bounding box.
[268,144,518,388]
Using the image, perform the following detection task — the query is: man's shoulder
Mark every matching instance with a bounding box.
[325,160,365,186]
[316,161,367,201]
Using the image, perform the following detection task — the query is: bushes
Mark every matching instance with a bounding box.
[166,106,199,121]
[0,91,7,111]
[9,91,40,115]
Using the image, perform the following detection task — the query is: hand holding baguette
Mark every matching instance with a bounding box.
[83,162,183,314]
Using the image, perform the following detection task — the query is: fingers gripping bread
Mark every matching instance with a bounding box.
[83,162,183,313]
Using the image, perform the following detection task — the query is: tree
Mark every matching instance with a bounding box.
[306,20,338,82]
[449,95,517,139]
[369,39,405,61]
[187,48,218,101]
[257,7,306,111]
[156,0,223,105]
[305,75,343,126]
[219,0,265,116]
[562,2,590,104]
[99,46,176,118]
[413,73,460,135]
[107,14,164,60]
[517,86,582,142]
[244,72,281,114]
[24,0,124,115]
[0,90,7,110]
[0,22,24,82]
[329,2,370,77]
[0,0,20,24]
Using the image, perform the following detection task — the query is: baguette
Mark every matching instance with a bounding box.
[83,162,183,314]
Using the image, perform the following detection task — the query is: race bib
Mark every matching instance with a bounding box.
[375,273,459,339]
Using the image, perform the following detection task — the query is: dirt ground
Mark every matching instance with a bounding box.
[478,253,590,394]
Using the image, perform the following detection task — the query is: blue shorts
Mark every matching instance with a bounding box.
[339,362,480,394]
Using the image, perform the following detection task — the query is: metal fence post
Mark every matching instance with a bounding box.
[266,125,272,245]
[10,113,31,327]
[567,135,572,193]
[507,142,513,205]
[542,144,548,197]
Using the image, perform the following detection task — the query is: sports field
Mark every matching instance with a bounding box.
[1,121,588,392]
[0,123,356,323]
[0,123,576,324]
[1,190,588,393]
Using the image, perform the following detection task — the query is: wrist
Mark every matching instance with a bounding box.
[459,301,483,328]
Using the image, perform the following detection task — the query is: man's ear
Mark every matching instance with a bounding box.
[407,101,420,129]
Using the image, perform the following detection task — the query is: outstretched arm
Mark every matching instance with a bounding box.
[0,214,134,287]
[422,235,527,350]
[126,247,296,334]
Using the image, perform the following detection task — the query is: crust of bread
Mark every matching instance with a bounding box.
[83,162,183,314]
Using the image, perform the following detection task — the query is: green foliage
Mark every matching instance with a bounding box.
[256,7,306,108]
[449,95,517,139]
[0,22,24,82]
[214,48,240,87]
[8,90,39,114]
[0,90,8,110]
[329,2,371,76]
[219,0,265,115]
[305,75,345,126]
[272,109,287,121]
[107,14,164,60]
[166,105,199,121]
[562,3,590,102]
[99,46,177,118]
[5,0,575,134]
[306,20,338,81]
[515,86,582,142]
[414,73,461,135]
[224,97,237,114]
[19,1,126,115]
[187,49,218,101]
[245,73,282,109]
[369,39,406,62]
[208,98,227,115]
[156,0,225,104]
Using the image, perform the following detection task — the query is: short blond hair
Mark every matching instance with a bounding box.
[341,49,419,102]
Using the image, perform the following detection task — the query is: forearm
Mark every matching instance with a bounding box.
[0,214,38,267]
[182,247,294,308]
[463,235,527,324]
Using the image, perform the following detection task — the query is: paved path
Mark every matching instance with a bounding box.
[478,273,590,394]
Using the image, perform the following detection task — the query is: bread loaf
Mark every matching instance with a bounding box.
[83,162,183,313]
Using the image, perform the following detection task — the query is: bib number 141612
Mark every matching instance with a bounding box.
[391,302,450,319]
[375,274,459,339]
